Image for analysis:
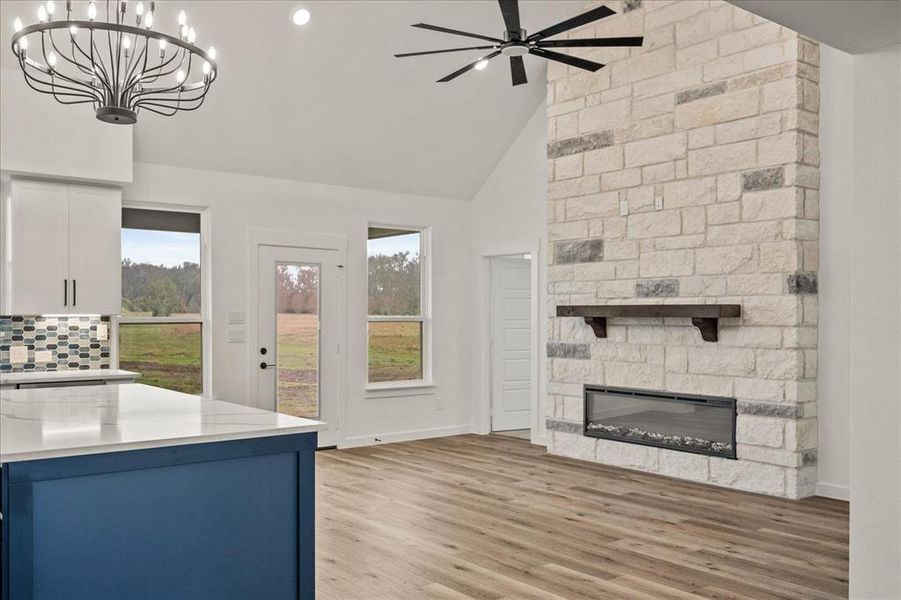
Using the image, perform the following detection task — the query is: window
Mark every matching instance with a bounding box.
[117,208,205,395]
[367,226,429,385]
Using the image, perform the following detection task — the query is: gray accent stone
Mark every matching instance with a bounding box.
[675,81,726,105]
[802,449,818,466]
[554,239,604,264]
[547,342,591,360]
[546,419,583,434]
[622,0,642,12]
[737,401,802,419]
[547,131,614,159]
[636,279,679,298]
[787,272,818,294]
[741,166,785,191]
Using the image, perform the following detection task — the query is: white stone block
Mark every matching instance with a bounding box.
[551,431,597,462]
[735,377,785,401]
[639,249,695,277]
[625,133,687,168]
[756,349,804,380]
[658,450,709,481]
[628,210,682,239]
[696,245,757,274]
[708,458,786,496]
[688,347,756,376]
[663,177,717,208]
[596,438,660,472]
[688,141,757,177]
[675,88,760,130]
[736,415,785,447]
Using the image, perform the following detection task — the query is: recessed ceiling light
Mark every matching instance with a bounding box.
[292,8,311,26]
[474,59,489,71]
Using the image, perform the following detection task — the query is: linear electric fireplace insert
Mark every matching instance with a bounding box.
[584,385,737,459]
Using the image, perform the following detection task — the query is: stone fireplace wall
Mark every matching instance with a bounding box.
[545,0,820,498]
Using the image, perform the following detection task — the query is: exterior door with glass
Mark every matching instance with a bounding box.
[257,245,339,447]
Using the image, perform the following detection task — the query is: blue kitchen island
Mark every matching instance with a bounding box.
[0,383,323,600]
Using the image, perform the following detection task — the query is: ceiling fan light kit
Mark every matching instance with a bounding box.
[10,0,219,124]
[395,0,643,87]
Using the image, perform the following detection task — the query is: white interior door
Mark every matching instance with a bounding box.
[490,257,532,432]
[257,245,339,447]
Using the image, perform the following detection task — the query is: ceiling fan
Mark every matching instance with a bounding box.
[394,1,643,86]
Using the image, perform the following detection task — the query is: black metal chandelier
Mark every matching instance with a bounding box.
[10,1,218,124]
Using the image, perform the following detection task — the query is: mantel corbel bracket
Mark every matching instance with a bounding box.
[690,317,719,342]
[583,317,607,338]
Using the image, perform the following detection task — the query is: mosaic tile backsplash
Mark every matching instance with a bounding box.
[0,316,111,373]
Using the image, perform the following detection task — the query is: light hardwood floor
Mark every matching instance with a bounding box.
[316,434,848,599]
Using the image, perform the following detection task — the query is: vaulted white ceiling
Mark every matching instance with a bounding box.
[1,1,585,199]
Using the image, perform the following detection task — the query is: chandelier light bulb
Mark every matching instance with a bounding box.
[144,10,153,28]
[46,2,56,16]
[122,36,131,50]
[178,10,187,26]
[187,27,196,43]
[19,36,28,50]
[207,45,216,60]
[158,38,167,51]
[48,52,57,66]
[87,2,97,20]
[475,59,489,71]
[202,60,210,75]
[13,17,23,32]
[38,5,48,22]
[175,69,185,84]
[69,24,77,34]
[135,2,144,16]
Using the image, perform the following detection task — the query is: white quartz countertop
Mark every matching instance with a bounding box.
[0,383,324,463]
[0,369,140,385]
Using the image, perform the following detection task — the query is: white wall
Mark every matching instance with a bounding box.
[847,44,901,599]
[471,102,548,443]
[817,46,853,501]
[0,66,132,185]
[124,162,475,447]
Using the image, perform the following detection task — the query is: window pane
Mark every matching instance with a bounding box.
[368,321,422,382]
[367,228,420,316]
[118,323,202,394]
[276,264,320,419]
[122,227,201,317]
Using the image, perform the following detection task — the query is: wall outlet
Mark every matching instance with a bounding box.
[97,323,109,341]
[10,345,27,364]
[655,195,664,210]
[35,350,52,363]
[619,199,629,216]
[227,328,245,343]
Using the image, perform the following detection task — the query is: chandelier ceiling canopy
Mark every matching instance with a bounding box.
[10,1,219,124]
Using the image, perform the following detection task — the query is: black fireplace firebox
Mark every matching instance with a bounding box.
[584,385,737,459]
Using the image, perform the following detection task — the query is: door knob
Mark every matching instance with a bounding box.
[260,362,276,370]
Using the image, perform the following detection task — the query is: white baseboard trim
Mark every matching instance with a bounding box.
[339,424,477,449]
[816,482,850,501]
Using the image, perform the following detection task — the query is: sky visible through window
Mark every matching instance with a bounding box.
[122,229,200,267]
[367,233,420,257]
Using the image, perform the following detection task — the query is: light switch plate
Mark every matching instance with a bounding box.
[10,346,27,364]
[228,311,245,324]
[35,350,52,363]
[655,195,664,210]
[619,199,629,216]
[97,323,109,341]
[228,329,245,343]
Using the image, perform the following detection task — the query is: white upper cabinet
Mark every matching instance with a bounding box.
[2,180,122,315]
[68,186,123,315]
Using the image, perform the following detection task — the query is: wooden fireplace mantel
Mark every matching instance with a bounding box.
[555,304,742,342]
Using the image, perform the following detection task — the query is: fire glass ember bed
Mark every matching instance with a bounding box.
[584,385,737,459]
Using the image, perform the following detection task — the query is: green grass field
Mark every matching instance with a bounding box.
[118,315,421,417]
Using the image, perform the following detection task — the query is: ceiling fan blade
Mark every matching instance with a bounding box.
[412,23,503,44]
[395,46,496,58]
[498,0,521,36]
[437,50,502,82]
[529,48,605,72]
[527,5,615,42]
[536,36,644,48]
[510,56,527,86]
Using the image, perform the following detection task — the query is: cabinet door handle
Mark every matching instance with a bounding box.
[72,279,77,306]
[64,279,68,306]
